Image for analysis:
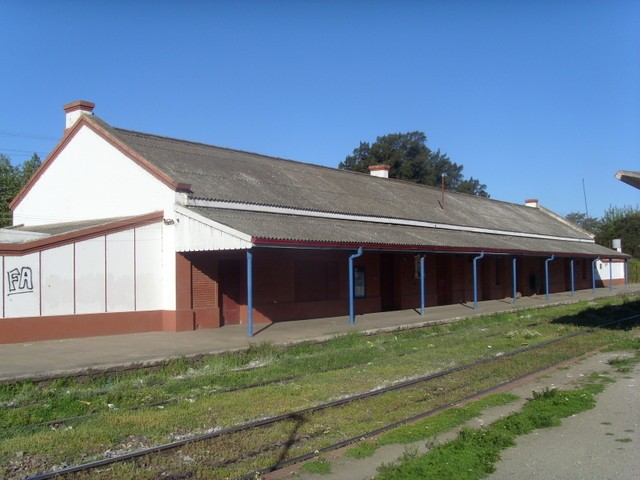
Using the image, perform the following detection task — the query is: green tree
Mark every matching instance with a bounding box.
[594,205,640,259]
[565,211,601,234]
[339,131,489,197]
[0,153,41,227]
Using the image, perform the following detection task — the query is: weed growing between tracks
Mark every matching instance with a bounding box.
[346,393,519,459]
[375,375,619,480]
[0,294,638,479]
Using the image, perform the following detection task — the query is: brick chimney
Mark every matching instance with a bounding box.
[63,100,95,129]
[369,164,390,179]
[525,198,539,208]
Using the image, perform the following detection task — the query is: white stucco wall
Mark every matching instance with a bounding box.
[106,230,135,312]
[1,222,165,318]
[13,125,176,226]
[4,253,40,318]
[136,223,164,311]
[41,245,74,316]
[75,237,106,314]
[594,259,626,283]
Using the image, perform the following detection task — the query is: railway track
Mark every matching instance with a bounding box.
[1,315,558,431]
[21,312,639,480]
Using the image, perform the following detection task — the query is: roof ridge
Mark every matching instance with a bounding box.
[104,120,559,219]
[111,125,514,203]
[111,126,353,174]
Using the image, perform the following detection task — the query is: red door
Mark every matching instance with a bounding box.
[219,260,243,325]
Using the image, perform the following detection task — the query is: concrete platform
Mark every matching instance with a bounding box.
[1,285,638,383]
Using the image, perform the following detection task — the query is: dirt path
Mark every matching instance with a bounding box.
[273,351,637,480]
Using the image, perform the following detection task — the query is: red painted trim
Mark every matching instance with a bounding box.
[104,235,108,313]
[63,100,95,113]
[38,251,42,316]
[133,228,137,311]
[9,115,191,211]
[80,116,190,191]
[73,243,76,314]
[251,237,628,259]
[0,310,166,344]
[1,256,4,318]
[0,211,163,256]
[10,125,78,210]
[368,164,391,171]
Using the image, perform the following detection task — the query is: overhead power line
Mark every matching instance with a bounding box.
[1,148,48,155]
[0,130,58,141]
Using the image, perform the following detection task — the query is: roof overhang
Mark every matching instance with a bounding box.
[615,170,640,190]
[250,237,629,259]
[173,205,252,252]
[0,212,164,256]
[188,205,629,259]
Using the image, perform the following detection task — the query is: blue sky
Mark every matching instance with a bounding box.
[1,0,638,219]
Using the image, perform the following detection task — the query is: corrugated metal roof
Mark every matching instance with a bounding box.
[10,216,133,236]
[82,115,625,258]
[98,119,590,240]
[190,207,622,258]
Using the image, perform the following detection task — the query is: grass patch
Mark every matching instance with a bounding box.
[0,294,638,479]
[608,356,638,373]
[346,393,518,458]
[615,438,632,443]
[375,383,604,479]
[301,458,332,474]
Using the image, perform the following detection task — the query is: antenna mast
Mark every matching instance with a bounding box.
[582,178,589,218]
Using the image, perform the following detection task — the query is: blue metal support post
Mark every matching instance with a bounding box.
[608,258,613,291]
[420,255,425,316]
[625,259,629,288]
[349,247,364,325]
[247,249,253,337]
[570,258,575,296]
[545,255,555,302]
[512,257,517,305]
[473,252,485,309]
[592,257,600,293]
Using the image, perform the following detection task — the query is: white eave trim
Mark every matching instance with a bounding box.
[173,204,253,251]
[186,199,595,244]
[0,229,50,243]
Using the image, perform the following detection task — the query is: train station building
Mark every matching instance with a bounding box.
[0,101,629,344]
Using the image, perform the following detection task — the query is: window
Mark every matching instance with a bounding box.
[354,266,366,298]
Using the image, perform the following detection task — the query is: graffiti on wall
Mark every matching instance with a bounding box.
[7,267,34,295]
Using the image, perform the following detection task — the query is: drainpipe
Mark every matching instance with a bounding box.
[570,258,575,296]
[247,249,253,337]
[512,257,517,305]
[473,251,485,309]
[609,258,613,291]
[591,257,600,293]
[349,247,364,325]
[420,254,426,317]
[545,255,555,302]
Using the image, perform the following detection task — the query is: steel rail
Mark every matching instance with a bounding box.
[1,311,558,392]
[2,322,513,427]
[237,351,598,480]
[23,312,640,480]
[239,312,640,479]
